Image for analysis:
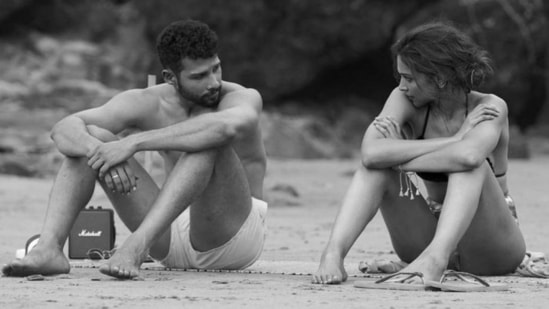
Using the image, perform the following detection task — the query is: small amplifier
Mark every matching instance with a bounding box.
[68,206,116,259]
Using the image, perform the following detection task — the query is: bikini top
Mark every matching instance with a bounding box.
[416,106,448,182]
[414,100,506,182]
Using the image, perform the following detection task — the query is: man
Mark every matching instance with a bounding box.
[2,19,267,279]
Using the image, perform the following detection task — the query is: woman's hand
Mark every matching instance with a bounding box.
[373,116,403,140]
[456,103,499,139]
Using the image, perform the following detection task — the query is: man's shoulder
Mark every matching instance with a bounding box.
[221,81,260,97]
[109,85,170,110]
[220,80,246,94]
[219,81,262,110]
[119,84,168,101]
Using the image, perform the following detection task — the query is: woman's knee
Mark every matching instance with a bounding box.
[448,160,492,182]
[356,164,402,195]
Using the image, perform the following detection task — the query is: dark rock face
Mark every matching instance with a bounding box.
[0,0,542,164]
[135,0,436,102]
[396,0,548,132]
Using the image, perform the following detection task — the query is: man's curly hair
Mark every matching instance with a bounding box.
[156,20,218,73]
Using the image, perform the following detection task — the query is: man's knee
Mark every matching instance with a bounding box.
[86,125,118,142]
[182,144,235,165]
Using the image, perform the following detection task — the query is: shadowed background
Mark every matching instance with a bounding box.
[1,0,549,176]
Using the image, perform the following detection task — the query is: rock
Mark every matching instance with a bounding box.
[261,113,330,159]
[50,79,117,98]
[136,0,437,100]
[0,81,30,100]
[0,0,35,22]
[509,125,530,159]
[265,186,301,207]
[270,183,300,198]
[0,160,36,177]
[397,0,548,131]
[0,129,54,154]
[333,105,375,150]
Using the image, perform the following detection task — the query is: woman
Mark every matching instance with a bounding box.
[312,22,525,289]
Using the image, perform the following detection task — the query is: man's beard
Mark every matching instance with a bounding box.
[176,83,221,109]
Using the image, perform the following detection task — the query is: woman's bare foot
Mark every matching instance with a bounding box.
[312,250,348,284]
[2,246,70,277]
[393,250,448,283]
[99,237,148,279]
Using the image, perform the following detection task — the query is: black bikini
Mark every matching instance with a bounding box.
[415,106,449,182]
[415,99,505,182]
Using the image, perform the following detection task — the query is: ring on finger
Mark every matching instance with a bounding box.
[112,174,120,179]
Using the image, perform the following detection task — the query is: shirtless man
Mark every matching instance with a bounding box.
[2,19,267,279]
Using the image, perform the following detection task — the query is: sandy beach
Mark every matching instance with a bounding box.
[1,157,549,308]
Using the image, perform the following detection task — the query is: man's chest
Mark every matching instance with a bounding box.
[141,105,189,131]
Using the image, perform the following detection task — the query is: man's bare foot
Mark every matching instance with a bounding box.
[2,247,70,277]
[312,251,347,284]
[99,240,148,279]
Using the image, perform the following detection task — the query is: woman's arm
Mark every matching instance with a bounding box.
[400,97,507,173]
[361,88,460,169]
[363,92,502,170]
[361,125,460,169]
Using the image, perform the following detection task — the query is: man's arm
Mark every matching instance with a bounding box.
[86,87,262,177]
[128,88,262,152]
[51,89,146,157]
[51,89,151,193]
[51,116,102,157]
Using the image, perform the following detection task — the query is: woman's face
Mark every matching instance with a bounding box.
[396,55,436,108]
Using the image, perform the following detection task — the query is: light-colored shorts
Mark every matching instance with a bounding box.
[159,198,267,270]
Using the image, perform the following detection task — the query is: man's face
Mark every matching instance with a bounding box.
[174,56,222,108]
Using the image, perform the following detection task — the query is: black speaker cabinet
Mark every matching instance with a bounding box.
[68,206,115,259]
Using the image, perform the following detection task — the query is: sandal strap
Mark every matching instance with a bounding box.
[375,272,424,284]
[441,270,490,287]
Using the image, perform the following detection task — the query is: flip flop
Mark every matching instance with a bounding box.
[86,248,114,260]
[515,251,549,278]
[354,272,435,291]
[86,248,155,263]
[427,270,508,292]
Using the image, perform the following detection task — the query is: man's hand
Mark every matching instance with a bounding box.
[87,139,136,178]
[373,116,403,139]
[102,162,137,194]
[456,103,499,139]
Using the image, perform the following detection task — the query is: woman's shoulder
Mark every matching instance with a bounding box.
[382,87,428,138]
[383,87,420,113]
[470,91,508,111]
[386,87,429,117]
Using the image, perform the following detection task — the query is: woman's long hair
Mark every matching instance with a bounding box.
[391,21,493,93]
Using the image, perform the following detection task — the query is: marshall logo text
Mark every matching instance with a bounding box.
[78,229,103,237]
